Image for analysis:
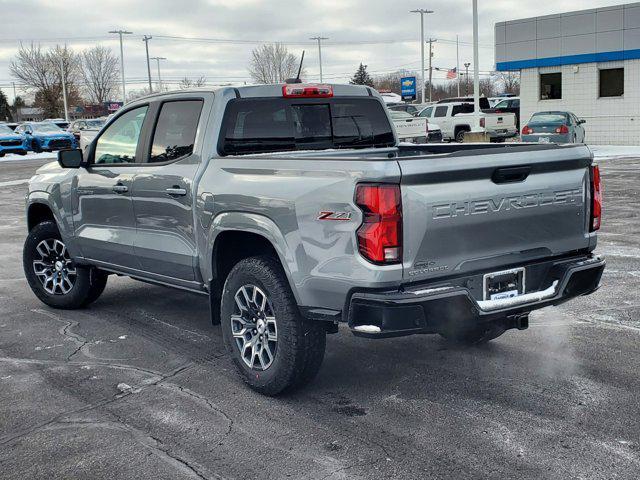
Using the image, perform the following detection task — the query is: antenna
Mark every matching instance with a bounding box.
[296,50,305,82]
[286,50,305,84]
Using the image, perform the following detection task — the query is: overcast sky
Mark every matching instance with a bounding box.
[0,0,632,102]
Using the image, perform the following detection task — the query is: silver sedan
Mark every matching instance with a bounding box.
[521,111,586,143]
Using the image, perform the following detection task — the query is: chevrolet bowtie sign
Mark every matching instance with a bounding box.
[400,76,417,101]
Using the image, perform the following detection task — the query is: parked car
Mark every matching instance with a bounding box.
[0,123,28,157]
[488,94,517,107]
[389,110,428,143]
[521,111,586,144]
[46,118,70,131]
[68,119,106,142]
[488,97,520,129]
[16,122,78,152]
[23,83,604,395]
[419,102,517,142]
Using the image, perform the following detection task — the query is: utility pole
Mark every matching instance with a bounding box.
[150,57,167,91]
[427,38,437,102]
[464,62,471,95]
[59,56,69,123]
[309,36,328,82]
[456,35,461,97]
[12,82,17,102]
[410,9,434,104]
[142,35,153,93]
[109,29,133,103]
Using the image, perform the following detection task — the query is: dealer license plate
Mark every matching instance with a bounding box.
[483,268,526,301]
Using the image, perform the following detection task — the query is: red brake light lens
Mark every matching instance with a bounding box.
[480,117,486,128]
[355,184,402,264]
[282,84,333,98]
[590,165,602,231]
[556,125,569,134]
[522,125,533,135]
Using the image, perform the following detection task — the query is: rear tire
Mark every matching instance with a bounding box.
[221,255,326,396]
[455,129,468,143]
[23,221,107,309]
[439,322,506,346]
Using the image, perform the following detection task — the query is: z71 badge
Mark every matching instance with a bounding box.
[317,211,352,221]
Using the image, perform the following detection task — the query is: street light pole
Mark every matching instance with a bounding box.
[464,62,471,95]
[472,0,481,131]
[309,36,328,82]
[427,38,437,102]
[109,29,133,103]
[410,9,434,104]
[150,57,167,91]
[142,35,153,93]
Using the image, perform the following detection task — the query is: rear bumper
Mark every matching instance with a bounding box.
[488,129,518,140]
[521,134,571,143]
[347,254,604,338]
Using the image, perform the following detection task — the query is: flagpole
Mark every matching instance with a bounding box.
[456,34,461,97]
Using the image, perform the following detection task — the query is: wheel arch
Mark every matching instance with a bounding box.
[205,212,302,304]
[27,201,56,232]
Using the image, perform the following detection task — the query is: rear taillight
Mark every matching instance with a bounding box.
[282,84,333,98]
[590,165,602,231]
[355,184,402,264]
[556,125,569,134]
[480,118,486,128]
[522,125,533,135]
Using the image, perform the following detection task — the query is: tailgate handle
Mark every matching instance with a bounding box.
[492,166,531,184]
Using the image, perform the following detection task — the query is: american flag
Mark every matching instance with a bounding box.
[446,67,458,80]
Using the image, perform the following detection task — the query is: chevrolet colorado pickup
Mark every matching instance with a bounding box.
[23,83,605,395]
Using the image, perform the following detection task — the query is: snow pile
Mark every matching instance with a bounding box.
[0,152,56,163]
[589,145,640,160]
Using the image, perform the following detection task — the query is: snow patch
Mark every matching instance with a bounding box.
[0,152,56,163]
[589,145,640,160]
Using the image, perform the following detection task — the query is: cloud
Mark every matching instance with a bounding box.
[0,0,630,101]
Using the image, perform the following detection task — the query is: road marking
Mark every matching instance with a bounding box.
[0,179,28,187]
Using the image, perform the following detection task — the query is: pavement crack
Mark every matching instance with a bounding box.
[164,383,234,436]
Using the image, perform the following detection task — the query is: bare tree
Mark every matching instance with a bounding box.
[126,87,153,102]
[179,76,207,89]
[496,71,520,95]
[248,43,304,84]
[82,45,119,104]
[10,43,82,117]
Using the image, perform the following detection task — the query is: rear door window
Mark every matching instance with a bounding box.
[434,106,448,118]
[149,100,203,163]
[220,98,395,155]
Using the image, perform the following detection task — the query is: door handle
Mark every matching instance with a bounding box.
[112,184,128,194]
[166,187,187,197]
[492,166,531,184]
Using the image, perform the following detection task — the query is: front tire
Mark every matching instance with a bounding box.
[221,256,326,396]
[30,139,42,153]
[23,221,107,309]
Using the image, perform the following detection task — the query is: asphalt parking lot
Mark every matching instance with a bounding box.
[0,155,639,479]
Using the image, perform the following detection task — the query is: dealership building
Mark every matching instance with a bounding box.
[495,2,640,144]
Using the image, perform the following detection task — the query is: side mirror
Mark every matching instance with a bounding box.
[578,119,586,125]
[58,149,84,169]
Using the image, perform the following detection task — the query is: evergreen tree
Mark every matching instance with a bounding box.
[0,90,13,122]
[350,63,374,87]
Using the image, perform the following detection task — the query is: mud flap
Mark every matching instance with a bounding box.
[209,280,221,325]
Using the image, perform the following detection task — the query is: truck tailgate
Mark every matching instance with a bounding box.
[484,112,515,131]
[393,117,427,140]
[398,145,593,282]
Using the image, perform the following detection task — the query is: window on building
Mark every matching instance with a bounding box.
[599,68,624,98]
[540,73,562,100]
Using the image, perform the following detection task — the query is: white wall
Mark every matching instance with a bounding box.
[520,59,640,145]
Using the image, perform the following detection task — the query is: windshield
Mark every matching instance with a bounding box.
[32,123,64,133]
[220,97,395,155]
[86,119,105,128]
[0,125,16,135]
[494,100,510,109]
[530,113,568,124]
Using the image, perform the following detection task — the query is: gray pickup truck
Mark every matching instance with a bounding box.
[23,83,605,395]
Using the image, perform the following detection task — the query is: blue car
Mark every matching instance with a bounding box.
[15,122,78,152]
[0,123,28,157]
